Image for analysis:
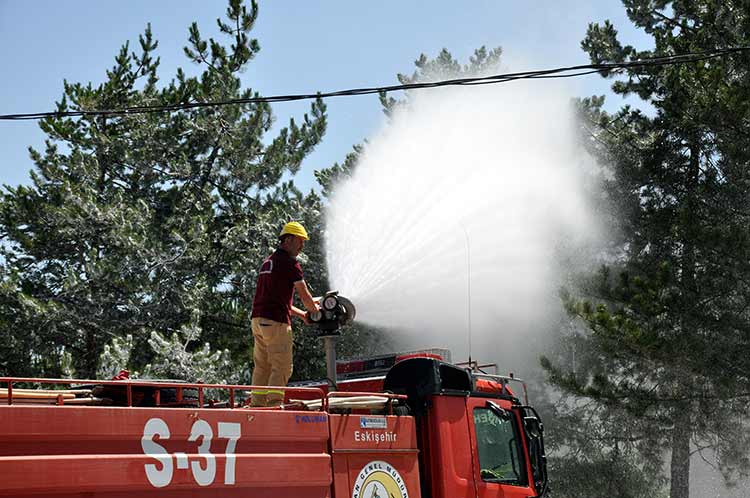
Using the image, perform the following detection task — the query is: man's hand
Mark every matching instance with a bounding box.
[294,280,320,314]
[291,305,311,325]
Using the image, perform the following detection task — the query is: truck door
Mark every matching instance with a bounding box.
[466,397,537,498]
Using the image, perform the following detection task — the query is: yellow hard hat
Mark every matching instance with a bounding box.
[279,221,309,240]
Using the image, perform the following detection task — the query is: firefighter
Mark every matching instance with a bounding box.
[249,221,319,407]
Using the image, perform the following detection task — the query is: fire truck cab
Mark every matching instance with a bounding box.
[383,357,548,498]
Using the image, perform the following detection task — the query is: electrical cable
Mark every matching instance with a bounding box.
[0,47,748,121]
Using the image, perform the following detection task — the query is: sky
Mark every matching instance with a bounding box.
[0,0,652,192]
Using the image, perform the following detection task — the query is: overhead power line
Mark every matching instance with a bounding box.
[1,47,748,121]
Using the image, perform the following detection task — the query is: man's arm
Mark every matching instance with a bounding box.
[293,280,319,313]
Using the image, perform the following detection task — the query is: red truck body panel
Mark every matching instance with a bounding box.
[0,405,332,497]
[330,414,420,498]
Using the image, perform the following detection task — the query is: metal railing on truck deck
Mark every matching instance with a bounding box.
[455,360,530,404]
[0,376,326,409]
[472,372,529,405]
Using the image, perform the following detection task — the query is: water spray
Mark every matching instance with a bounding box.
[324,72,604,369]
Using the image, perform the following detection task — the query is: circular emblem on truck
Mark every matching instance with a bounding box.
[352,460,409,498]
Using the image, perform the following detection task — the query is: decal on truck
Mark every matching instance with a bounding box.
[296,414,327,423]
[354,430,398,443]
[360,416,387,429]
[352,460,409,498]
[141,418,241,488]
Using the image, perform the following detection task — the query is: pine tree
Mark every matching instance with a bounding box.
[543,2,750,497]
[0,0,327,379]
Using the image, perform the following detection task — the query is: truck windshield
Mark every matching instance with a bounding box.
[473,407,525,485]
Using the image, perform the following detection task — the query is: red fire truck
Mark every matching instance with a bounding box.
[0,295,548,497]
[0,354,547,498]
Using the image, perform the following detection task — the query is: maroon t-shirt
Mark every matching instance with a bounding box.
[251,248,304,324]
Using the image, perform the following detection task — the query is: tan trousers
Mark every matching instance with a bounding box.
[250,317,293,407]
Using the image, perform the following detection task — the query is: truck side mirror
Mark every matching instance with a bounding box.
[524,416,543,438]
[517,406,548,497]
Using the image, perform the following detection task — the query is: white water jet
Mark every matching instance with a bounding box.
[325,71,604,372]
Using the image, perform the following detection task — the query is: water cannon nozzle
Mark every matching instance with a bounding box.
[308,290,356,336]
